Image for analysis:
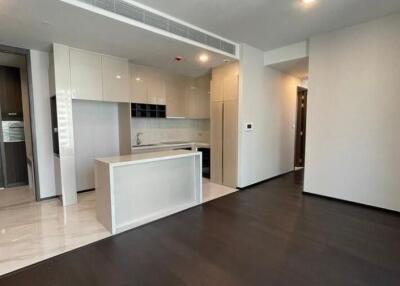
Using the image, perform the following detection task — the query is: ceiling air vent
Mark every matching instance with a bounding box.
[115,0,144,22]
[144,11,169,31]
[76,0,237,56]
[93,0,114,12]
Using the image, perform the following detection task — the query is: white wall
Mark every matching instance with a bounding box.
[305,13,400,211]
[72,100,120,191]
[29,50,56,198]
[238,44,300,188]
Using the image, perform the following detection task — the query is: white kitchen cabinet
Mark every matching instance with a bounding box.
[197,87,210,119]
[166,79,186,118]
[70,48,103,101]
[130,64,148,104]
[130,64,166,105]
[185,75,210,119]
[102,55,130,103]
[131,77,148,104]
[147,77,166,105]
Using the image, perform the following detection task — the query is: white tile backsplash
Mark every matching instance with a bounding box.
[131,118,209,145]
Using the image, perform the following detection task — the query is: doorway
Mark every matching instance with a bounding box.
[294,87,307,168]
[0,46,39,205]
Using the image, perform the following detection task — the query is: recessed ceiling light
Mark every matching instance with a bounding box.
[301,0,316,4]
[135,77,141,81]
[116,75,121,79]
[199,54,209,63]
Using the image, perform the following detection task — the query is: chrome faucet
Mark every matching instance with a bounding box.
[136,132,143,146]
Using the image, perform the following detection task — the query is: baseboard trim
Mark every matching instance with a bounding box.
[303,192,400,215]
[238,170,296,190]
[78,188,95,194]
[39,189,95,201]
[39,195,60,201]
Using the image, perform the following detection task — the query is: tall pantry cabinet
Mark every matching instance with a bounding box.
[210,63,239,188]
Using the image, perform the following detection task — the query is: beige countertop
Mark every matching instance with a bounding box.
[96,150,201,167]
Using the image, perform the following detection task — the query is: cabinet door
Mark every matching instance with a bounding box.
[223,100,238,188]
[102,56,130,103]
[210,101,223,184]
[166,80,185,118]
[210,79,223,102]
[147,77,166,105]
[130,65,148,104]
[197,87,210,119]
[223,74,239,101]
[185,85,197,119]
[70,48,103,101]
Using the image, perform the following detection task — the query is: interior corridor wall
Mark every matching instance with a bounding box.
[304,13,400,211]
[238,44,300,188]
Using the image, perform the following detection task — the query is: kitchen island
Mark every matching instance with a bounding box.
[95,150,202,234]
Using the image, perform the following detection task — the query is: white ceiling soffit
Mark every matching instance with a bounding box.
[0,0,237,77]
[269,57,309,80]
[62,0,239,58]
[264,41,308,66]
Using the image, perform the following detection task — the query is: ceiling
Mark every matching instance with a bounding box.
[0,0,236,77]
[134,0,400,51]
[269,57,309,80]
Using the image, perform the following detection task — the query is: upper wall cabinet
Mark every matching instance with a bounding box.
[147,77,166,105]
[102,56,130,103]
[166,79,186,118]
[130,74,148,104]
[130,64,166,105]
[186,75,210,119]
[70,48,103,101]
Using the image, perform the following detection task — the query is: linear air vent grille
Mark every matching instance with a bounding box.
[77,0,237,56]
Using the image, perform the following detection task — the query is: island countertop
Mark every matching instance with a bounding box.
[96,150,201,167]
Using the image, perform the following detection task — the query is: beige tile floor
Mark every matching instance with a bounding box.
[0,180,236,276]
[0,186,35,209]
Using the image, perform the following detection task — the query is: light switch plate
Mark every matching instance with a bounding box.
[245,122,254,131]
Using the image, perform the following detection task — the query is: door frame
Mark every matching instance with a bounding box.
[294,86,308,168]
[0,44,41,200]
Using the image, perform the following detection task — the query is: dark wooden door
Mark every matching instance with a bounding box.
[0,66,28,187]
[294,87,307,168]
[0,66,23,120]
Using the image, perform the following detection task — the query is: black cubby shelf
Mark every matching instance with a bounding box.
[131,103,166,118]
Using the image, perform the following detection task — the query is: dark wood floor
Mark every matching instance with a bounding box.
[1,171,400,286]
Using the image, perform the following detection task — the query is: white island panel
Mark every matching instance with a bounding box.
[95,150,202,234]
